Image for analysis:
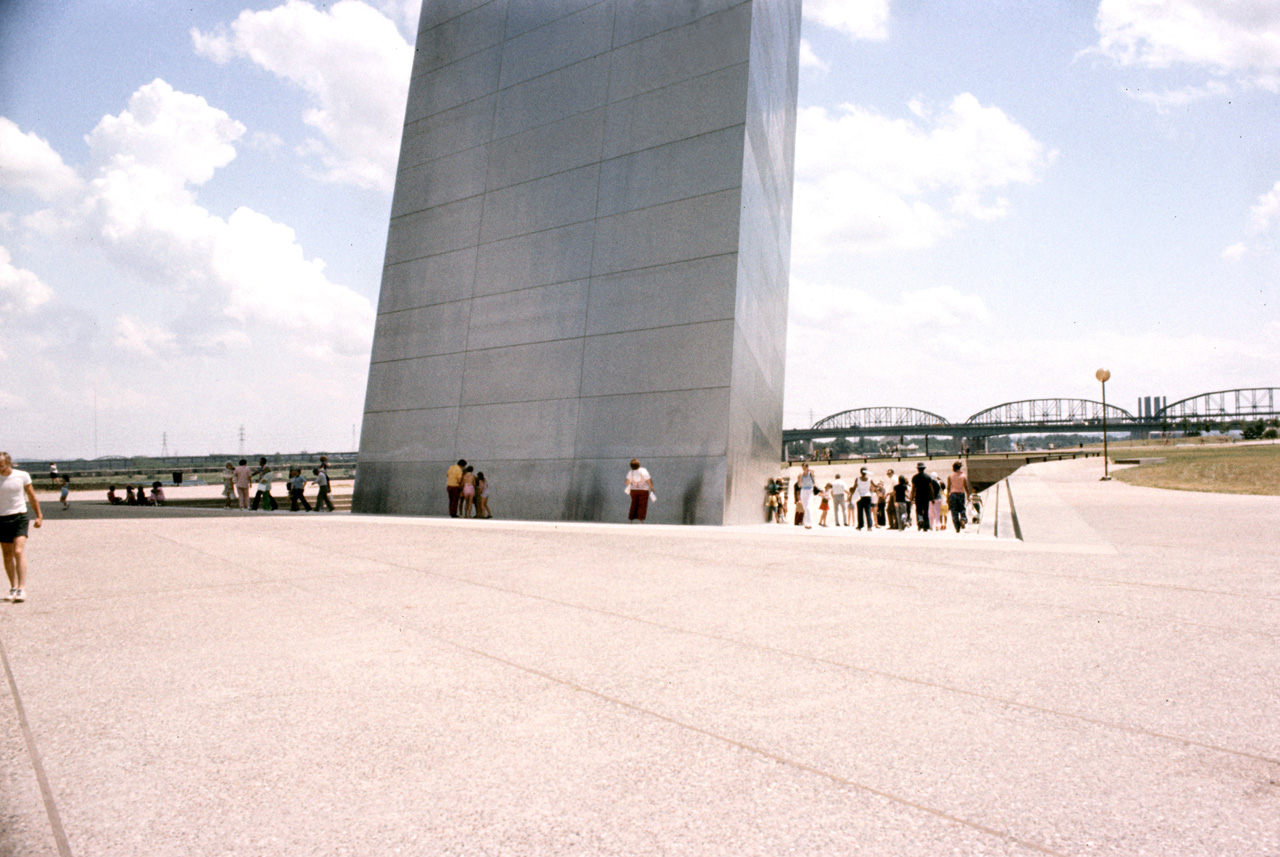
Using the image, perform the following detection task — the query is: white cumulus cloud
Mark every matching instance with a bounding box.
[803,0,892,41]
[11,80,375,359]
[192,0,413,192]
[1096,0,1280,72]
[0,117,83,200]
[1247,179,1280,235]
[113,315,177,357]
[1220,178,1280,258]
[800,39,829,72]
[792,94,1054,257]
[1095,0,1280,99]
[0,245,54,315]
[86,79,244,187]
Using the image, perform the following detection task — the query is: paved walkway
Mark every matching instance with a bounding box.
[2,459,1277,856]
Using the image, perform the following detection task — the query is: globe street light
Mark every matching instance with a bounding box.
[1096,368,1112,481]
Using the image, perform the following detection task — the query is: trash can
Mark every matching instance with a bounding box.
[173,471,183,484]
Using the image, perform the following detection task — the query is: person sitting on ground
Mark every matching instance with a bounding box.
[107,485,122,505]
[151,481,166,506]
[136,485,153,507]
[125,486,137,506]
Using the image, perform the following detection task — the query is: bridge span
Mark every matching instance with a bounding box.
[783,387,1279,446]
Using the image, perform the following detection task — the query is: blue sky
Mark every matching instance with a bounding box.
[2,0,1277,459]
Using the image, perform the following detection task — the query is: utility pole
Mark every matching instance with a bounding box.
[161,432,170,458]
[239,425,246,458]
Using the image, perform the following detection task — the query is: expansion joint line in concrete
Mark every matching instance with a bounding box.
[300,540,1280,769]
[0,636,73,857]
[419,634,1069,857]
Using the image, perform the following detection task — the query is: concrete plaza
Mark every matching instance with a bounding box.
[2,458,1278,855]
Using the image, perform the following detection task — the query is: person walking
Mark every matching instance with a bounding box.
[1,452,42,603]
[796,463,815,529]
[625,459,654,522]
[222,462,236,508]
[288,468,312,512]
[830,474,847,526]
[59,475,70,510]
[818,484,832,527]
[852,467,874,530]
[250,458,278,511]
[909,462,935,531]
[232,458,252,509]
[929,471,944,530]
[446,459,466,517]
[946,461,974,531]
[312,467,334,512]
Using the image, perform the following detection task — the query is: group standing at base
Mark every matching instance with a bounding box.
[440,459,657,522]
[445,460,491,519]
[767,461,978,533]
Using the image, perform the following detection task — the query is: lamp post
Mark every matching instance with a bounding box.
[1096,368,1112,481]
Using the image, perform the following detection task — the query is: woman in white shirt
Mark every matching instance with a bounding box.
[625,459,654,522]
[1,452,42,603]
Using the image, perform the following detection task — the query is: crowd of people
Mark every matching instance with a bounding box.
[224,456,335,511]
[766,461,979,533]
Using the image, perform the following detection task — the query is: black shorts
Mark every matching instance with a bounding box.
[0,513,29,543]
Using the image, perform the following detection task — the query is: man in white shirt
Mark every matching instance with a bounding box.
[1,452,42,603]
[830,474,848,526]
[852,467,874,530]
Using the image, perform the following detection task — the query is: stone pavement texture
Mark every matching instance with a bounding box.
[1,458,1277,856]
